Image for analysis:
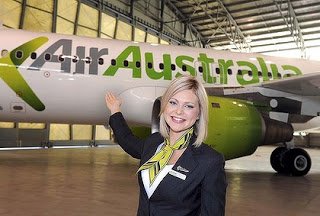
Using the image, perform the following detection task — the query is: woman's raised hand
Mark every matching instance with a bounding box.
[105,92,122,115]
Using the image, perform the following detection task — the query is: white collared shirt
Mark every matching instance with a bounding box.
[141,142,174,198]
[141,164,174,198]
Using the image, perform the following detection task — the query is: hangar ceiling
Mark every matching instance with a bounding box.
[166,0,320,58]
[1,0,319,59]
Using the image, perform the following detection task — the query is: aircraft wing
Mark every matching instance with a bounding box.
[259,73,320,96]
[218,72,320,122]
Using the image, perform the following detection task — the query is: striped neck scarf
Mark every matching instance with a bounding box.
[138,128,193,186]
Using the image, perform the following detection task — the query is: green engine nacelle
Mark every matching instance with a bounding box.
[130,126,152,139]
[206,96,263,160]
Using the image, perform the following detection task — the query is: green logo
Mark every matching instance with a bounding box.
[103,46,302,85]
[0,37,48,111]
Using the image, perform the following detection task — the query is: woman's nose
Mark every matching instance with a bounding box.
[175,106,183,114]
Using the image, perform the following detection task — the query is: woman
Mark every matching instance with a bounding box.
[106,75,227,216]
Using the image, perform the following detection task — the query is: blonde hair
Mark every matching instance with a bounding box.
[159,75,208,147]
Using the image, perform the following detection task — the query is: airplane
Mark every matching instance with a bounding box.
[1,26,320,176]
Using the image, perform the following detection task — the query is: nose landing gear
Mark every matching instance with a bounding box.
[270,146,311,176]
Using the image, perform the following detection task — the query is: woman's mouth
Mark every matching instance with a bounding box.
[171,116,185,123]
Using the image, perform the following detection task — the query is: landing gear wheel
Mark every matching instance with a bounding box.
[283,148,311,176]
[270,147,287,174]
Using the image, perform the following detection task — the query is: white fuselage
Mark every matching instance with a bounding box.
[0,29,319,126]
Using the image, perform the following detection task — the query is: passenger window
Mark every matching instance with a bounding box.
[98,58,104,65]
[182,65,187,71]
[258,71,262,77]
[198,66,203,73]
[268,72,272,78]
[238,70,242,75]
[1,49,8,57]
[45,53,51,61]
[123,60,129,67]
[159,63,164,70]
[136,61,141,68]
[85,57,92,64]
[58,54,65,62]
[147,62,153,69]
[248,70,252,76]
[216,68,220,74]
[31,52,37,59]
[72,56,79,63]
[171,64,176,70]
[277,73,282,78]
[16,50,23,59]
[227,69,232,75]
[111,59,116,66]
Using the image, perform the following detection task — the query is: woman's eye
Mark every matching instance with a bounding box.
[169,100,177,105]
[185,105,194,109]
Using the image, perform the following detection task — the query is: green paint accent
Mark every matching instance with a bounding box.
[130,126,152,139]
[236,61,259,85]
[218,59,234,84]
[197,53,214,83]
[10,37,48,66]
[104,46,142,78]
[205,96,262,160]
[175,55,195,77]
[0,37,48,111]
[282,65,302,77]
[257,57,270,81]
[145,53,172,80]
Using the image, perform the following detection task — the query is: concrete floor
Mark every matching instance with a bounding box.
[0,145,319,216]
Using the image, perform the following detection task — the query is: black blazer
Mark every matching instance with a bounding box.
[109,112,227,216]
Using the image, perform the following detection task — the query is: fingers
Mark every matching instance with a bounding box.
[106,92,119,104]
[105,92,121,114]
[105,92,113,101]
[105,92,113,104]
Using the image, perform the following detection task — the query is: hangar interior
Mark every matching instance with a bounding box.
[1,0,320,148]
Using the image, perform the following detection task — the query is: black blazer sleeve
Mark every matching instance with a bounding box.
[201,153,227,216]
[109,112,144,159]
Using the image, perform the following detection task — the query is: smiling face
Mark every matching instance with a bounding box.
[163,89,200,142]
